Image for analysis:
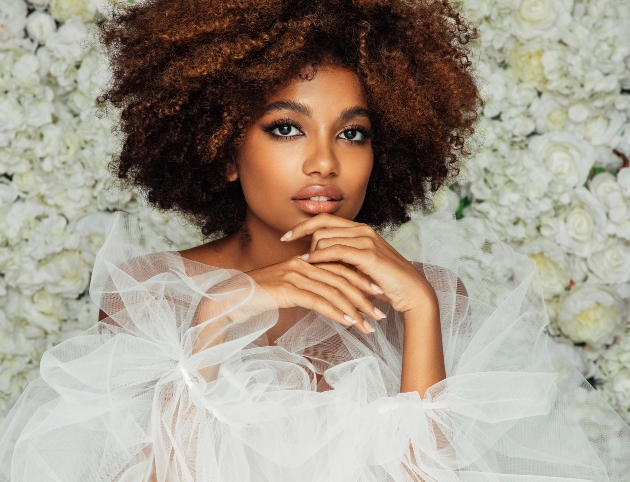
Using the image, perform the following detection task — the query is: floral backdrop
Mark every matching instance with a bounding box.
[1,0,630,425]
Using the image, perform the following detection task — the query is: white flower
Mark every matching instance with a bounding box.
[556,187,607,257]
[17,290,62,333]
[557,283,624,346]
[587,238,630,284]
[517,237,570,298]
[551,337,596,378]
[511,0,572,41]
[529,132,596,198]
[588,171,629,223]
[50,0,95,23]
[11,53,39,87]
[67,212,110,264]
[0,0,27,43]
[506,38,549,91]
[580,109,626,147]
[26,11,57,44]
[599,330,630,423]
[41,250,89,298]
[45,17,87,65]
[0,178,18,207]
[530,93,569,132]
[0,96,24,136]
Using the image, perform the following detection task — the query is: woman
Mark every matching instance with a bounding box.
[1,0,629,481]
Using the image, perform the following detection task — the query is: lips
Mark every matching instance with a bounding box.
[291,185,343,215]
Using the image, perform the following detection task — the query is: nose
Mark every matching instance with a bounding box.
[302,134,340,178]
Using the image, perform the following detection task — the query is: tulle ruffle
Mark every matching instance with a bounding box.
[1,212,629,482]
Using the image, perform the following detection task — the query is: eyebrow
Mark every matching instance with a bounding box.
[261,101,371,121]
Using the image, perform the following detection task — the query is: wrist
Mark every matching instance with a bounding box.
[401,286,440,325]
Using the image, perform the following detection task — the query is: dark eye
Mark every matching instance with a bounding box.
[272,125,301,137]
[339,129,364,141]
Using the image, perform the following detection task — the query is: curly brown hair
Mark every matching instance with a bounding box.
[99,0,481,238]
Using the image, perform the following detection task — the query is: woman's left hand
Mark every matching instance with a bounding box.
[281,213,435,315]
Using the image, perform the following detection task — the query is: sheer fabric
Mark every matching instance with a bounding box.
[1,211,629,482]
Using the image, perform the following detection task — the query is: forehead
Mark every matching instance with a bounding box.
[265,66,368,110]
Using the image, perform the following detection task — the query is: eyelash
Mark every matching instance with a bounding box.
[261,118,374,144]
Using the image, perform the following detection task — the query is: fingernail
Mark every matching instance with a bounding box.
[371,283,384,294]
[300,253,309,261]
[344,315,357,325]
[363,320,375,333]
[373,307,386,319]
[280,230,292,242]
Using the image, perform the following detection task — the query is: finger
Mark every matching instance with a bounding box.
[310,226,375,253]
[313,236,377,253]
[280,213,363,242]
[313,262,383,295]
[300,263,386,321]
[302,245,376,274]
[288,274,376,334]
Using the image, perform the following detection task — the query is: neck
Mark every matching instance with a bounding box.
[227,209,311,272]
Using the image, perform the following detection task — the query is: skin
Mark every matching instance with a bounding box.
[179,65,446,396]
[98,65,444,397]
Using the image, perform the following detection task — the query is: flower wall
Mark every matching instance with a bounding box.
[1,0,630,423]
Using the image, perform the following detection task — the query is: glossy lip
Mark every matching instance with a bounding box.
[291,185,344,215]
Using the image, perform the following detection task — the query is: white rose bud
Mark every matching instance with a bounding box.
[26,11,56,44]
[557,283,624,347]
[517,237,570,298]
[512,0,571,41]
[556,187,607,257]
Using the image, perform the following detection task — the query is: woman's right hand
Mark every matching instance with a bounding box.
[247,257,386,334]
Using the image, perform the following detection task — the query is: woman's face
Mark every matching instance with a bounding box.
[234,65,374,236]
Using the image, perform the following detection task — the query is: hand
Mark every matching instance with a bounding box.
[281,213,435,315]
[247,256,384,334]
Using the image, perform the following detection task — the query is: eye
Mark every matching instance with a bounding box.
[339,129,365,141]
[272,125,301,137]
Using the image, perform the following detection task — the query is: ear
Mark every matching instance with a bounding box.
[226,162,238,182]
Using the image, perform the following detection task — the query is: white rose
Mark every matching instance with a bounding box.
[17,289,62,333]
[26,11,56,44]
[580,109,626,147]
[0,96,24,135]
[587,238,630,284]
[11,53,39,87]
[529,93,568,132]
[0,178,18,207]
[588,172,629,223]
[556,187,607,257]
[42,250,89,298]
[529,131,595,199]
[506,38,548,91]
[517,237,570,298]
[617,167,630,197]
[23,96,55,128]
[389,221,422,262]
[68,212,110,264]
[0,0,27,42]
[557,283,623,346]
[512,0,572,41]
[50,0,95,22]
[45,17,87,64]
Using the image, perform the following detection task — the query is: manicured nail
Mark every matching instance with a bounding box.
[280,230,292,242]
[363,320,375,333]
[371,283,384,294]
[373,307,386,319]
[300,253,309,261]
[344,315,357,325]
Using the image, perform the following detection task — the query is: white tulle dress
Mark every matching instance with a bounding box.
[1,211,629,482]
